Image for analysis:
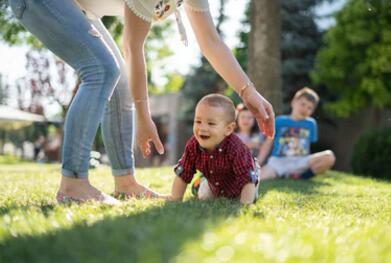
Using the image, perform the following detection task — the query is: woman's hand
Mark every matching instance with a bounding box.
[136,116,164,158]
[242,86,275,138]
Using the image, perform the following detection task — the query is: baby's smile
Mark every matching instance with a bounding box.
[199,135,210,140]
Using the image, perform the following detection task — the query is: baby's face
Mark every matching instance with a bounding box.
[291,97,316,120]
[193,103,234,152]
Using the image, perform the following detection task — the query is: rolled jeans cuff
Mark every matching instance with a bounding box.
[61,168,88,179]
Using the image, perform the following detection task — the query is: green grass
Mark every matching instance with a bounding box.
[0,164,390,263]
[0,154,30,164]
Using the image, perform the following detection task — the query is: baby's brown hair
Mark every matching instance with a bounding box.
[198,94,236,123]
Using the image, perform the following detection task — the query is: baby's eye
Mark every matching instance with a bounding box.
[195,120,201,124]
[208,122,216,126]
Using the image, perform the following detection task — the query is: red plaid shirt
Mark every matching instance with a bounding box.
[174,134,258,198]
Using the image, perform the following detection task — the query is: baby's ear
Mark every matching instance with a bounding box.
[225,122,236,136]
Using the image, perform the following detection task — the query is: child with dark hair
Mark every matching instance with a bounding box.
[235,103,269,162]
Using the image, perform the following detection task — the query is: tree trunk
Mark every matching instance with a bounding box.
[248,0,283,113]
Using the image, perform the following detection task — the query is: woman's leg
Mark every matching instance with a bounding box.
[8,0,120,201]
[91,20,160,196]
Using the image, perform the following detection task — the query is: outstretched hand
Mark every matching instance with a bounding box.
[136,116,164,158]
[242,86,275,138]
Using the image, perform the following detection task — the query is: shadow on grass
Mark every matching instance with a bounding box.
[0,199,241,263]
[258,176,331,196]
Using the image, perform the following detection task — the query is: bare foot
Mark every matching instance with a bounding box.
[114,175,164,199]
[57,176,119,205]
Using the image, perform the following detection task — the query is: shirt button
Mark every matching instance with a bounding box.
[219,148,222,152]
[220,190,224,193]
[210,155,214,159]
[215,182,219,186]
[210,170,213,174]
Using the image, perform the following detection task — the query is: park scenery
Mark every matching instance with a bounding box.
[0,0,390,262]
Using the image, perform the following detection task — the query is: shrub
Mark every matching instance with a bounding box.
[351,126,391,179]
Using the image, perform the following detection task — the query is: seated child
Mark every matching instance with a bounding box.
[169,94,260,204]
[235,103,271,165]
[260,87,336,180]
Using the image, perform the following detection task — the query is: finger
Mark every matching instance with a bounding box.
[257,103,269,121]
[138,141,146,157]
[152,133,165,155]
[254,105,268,134]
[266,105,275,138]
[261,105,275,138]
[262,119,273,138]
[268,116,275,138]
[143,140,151,158]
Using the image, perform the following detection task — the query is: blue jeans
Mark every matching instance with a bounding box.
[9,0,135,178]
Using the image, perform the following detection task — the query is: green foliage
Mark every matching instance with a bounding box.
[101,17,184,95]
[1,123,47,150]
[281,0,324,109]
[145,21,185,94]
[101,17,124,44]
[312,0,391,117]
[0,2,42,47]
[149,72,184,94]
[0,4,122,47]
[0,165,391,262]
[351,126,391,179]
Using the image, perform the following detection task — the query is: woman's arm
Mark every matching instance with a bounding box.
[123,6,164,156]
[185,8,275,138]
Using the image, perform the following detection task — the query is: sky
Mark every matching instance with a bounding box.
[0,0,346,114]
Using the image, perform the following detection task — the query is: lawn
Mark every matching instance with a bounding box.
[0,163,390,263]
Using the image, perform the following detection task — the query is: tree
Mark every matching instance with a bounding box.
[233,4,250,73]
[144,20,184,94]
[237,0,333,114]
[281,0,324,110]
[248,0,283,114]
[312,0,391,117]
[20,48,75,115]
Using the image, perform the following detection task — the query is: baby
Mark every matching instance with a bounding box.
[169,94,260,204]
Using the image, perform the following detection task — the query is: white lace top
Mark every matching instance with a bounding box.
[76,0,209,21]
[76,0,209,45]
